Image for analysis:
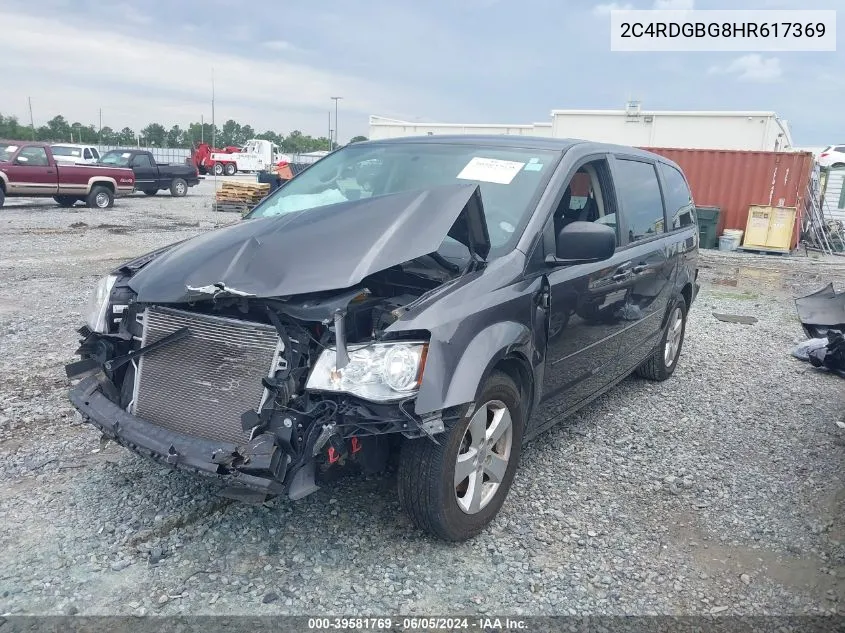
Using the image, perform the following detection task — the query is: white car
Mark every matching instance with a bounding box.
[819,145,845,169]
[50,144,101,165]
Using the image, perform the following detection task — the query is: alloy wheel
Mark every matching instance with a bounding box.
[454,400,513,514]
[95,192,110,208]
[664,306,684,367]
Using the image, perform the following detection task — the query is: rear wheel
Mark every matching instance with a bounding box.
[224,163,237,176]
[170,178,188,197]
[636,297,687,381]
[86,186,114,209]
[0,188,5,208]
[142,189,158,196]
[397,372,524,541]
[53,195,78,207]
[213,163,224,176]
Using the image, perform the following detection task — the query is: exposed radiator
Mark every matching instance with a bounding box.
[133,306,281,445]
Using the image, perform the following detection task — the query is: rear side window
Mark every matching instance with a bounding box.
[91,148,100,160]
[84,148,92,160]
[133,154,154,168]
[614,158,665,243]
[659,163,696,230]
[836,146,845,153]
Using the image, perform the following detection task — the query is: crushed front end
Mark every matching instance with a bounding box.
[66,273,461,503]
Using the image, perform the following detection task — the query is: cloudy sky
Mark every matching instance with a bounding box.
[0,0,840,144]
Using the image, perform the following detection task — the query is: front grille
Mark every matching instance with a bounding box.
[133,306,280,445]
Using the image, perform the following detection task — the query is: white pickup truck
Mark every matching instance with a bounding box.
[50,144,102,165]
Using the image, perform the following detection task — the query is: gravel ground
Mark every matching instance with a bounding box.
[1,182,845,617]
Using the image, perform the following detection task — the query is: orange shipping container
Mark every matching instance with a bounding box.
[641,147,815,250]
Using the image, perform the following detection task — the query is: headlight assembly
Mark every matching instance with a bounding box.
[85,274,118,333]
[305,341,428,402]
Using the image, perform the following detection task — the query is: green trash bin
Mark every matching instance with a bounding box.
[695,206,721,249]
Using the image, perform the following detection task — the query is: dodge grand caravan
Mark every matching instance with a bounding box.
[66,135,699,541]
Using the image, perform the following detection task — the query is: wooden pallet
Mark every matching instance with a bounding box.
[215,181,270,206]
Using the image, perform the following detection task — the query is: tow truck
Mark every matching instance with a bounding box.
[190,139,291,176]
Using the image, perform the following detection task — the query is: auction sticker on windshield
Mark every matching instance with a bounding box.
[457,157,525,185]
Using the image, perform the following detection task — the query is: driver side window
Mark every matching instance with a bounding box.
[552,158,618,243]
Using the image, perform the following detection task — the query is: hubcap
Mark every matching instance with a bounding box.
[454,400,513,515]
[214,164,222,175]
[176,182,186,195]
[95,192,109,208]
[664,306,684,367]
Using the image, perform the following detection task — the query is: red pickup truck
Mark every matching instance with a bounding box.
[0,142,135,209]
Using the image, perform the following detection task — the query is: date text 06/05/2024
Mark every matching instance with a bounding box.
[306,617,528,630]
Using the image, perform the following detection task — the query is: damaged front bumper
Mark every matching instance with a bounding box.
[69,371,454,503]
[69,373,289,499]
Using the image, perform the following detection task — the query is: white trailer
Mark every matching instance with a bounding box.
[368,105,794,152]
[550,105,793,151]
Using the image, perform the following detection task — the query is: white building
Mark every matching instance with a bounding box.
[368,103,794,152]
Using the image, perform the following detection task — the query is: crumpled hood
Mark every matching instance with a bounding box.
[128,184,491,303]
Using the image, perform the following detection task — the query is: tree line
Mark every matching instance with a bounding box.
[0,113,369,153]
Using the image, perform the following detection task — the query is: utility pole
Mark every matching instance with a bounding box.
[331,96,343,149]
[328,111,332,150]
[27,97,35,140]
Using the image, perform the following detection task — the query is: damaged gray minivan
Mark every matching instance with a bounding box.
[67,135,699,541]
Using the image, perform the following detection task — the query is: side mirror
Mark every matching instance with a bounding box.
[14,156,29,164]
[547,221,616,266]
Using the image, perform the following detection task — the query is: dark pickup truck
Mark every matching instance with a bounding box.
[99,149,200,197]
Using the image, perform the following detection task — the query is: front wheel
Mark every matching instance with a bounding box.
[636,297,687,381]
[170,178,188,197]
[224,163,237,176]
[0,188,5,208]
[397,371,524,541]
[86,186,114,209]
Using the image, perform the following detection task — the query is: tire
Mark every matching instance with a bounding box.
[0,188,4,208]
[170,178,188,197]
[397,371,524,541]
[213,163,224,176]
[142,189,158,196]
[86,186,114,209]
[53,195,77,208]
[833,163,845,169]
[224,163,237,176]
[636,296,688,381]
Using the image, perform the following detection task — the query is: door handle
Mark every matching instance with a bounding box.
[632,265,647,274]
[612,269,630,282]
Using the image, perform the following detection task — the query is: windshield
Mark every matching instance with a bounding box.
[52,146,82,157]
[99,151,132,167]
[0,144,19,162]
[247,142,559,253]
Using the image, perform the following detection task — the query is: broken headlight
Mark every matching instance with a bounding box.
[85,274,118,333]
[305,342,428,402]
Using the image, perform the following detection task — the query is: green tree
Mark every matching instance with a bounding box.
[348,135,368,144]
[166,125,185,148]
[220,119,243,147]
[45,115,71,141]
[117,127,136,146]
[99,126,117,145]
[141,123,167,147]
